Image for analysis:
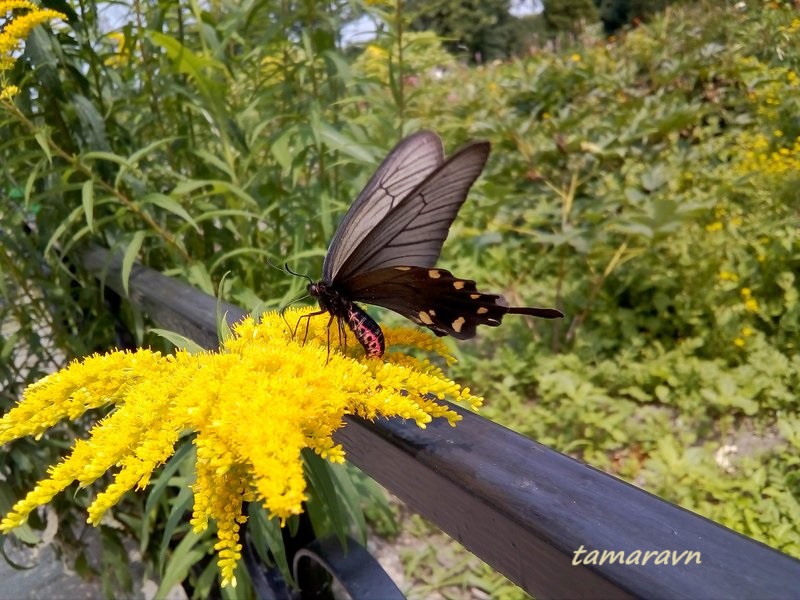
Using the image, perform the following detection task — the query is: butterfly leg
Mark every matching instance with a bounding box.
[292,309,327,345]
[325,313,336,364]
[338,317,348,356]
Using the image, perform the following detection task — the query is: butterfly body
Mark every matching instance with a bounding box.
[308,281,385,357]
[307,131,563,358]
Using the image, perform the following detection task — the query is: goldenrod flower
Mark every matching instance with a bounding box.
[0,83,18,98]
[718,270,739,283]
[705,221,723,232]
[0,309,480,588]
[739,288,759,313]
[0,0,65,97]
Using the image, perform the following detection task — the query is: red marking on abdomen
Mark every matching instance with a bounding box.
[346,304,385,358]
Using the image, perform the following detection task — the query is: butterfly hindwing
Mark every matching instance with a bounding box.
[342,266,523,339]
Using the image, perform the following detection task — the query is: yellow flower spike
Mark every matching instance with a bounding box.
[1,311,481,585]
[0,2,65,57]
[0,349,164,445]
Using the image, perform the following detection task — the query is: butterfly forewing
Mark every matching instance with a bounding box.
[331,142,490,283]
[323,131,444,281]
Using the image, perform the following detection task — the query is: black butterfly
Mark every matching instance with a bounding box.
[301,130,563,358]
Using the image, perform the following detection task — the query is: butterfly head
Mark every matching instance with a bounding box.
[307,280,339,314]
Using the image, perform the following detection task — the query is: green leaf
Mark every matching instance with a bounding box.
[156,528,206,597]
[82,151,135,169]
[33,131,52,165]
[144,440,196,517]
[141,193,200,232]
[158,486,195,570]
[248,505,294,587]
[0,482,40,545]
[121,231,146,297]
[318,124,375,163]
[149,328,205,353]
[71,94,111,152]
[304,451,351,548]
[81,180,94,232]
[148,31,224,98]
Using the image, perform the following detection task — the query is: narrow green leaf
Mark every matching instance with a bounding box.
[248,505,293,587]
[185,262,215,295]
[44,203,85,256]
[148,31,223,97]
[149,328,205,353]
[193,149,233,178]
[128,137,178,164]
[82,151,135,169]
[216,271,234,343]
[330,463,369,542]
[304,451,350,547]
[33,131,52,164]
[171,180,212,196]
[141,193,200,232]
[156,527,206,597]
[271,127,296,172]
[81,180,94,232]
[158,487,195,570]
[145,440,195,516]
[23,159,44,206]
[72,94,111,151]
[318,124,374,163]
[121,231,146,296]
[0,482,40,545]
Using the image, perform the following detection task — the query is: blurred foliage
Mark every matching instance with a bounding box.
[405,0,531,62]
[1,0,799,597]
[544,0,600,35]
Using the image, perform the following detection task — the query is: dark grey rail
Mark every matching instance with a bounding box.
[81,245,800,600]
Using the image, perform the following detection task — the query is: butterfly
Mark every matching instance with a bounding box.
[299,130,563,358]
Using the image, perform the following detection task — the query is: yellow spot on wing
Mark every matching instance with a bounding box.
[453,281,465,290]
[470,294,480,300]
[395,266,411,271]
[452,316,466,333]
[419,311,434,325]
[477,307,488,314]
[428,270,441,279]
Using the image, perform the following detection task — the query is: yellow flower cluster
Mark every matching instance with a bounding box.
[0,0,65,98]
[0,309,480,587]
[734,326,755,348]
[736,131,800,178]
[741,287,759,313]
[778,17,800,35]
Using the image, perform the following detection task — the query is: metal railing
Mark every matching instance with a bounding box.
[81,245,800,600]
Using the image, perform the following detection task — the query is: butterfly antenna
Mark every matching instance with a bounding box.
[265,257,288,274]
[284,262,314,284]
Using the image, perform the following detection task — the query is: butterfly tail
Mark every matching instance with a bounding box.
[507,306,564,319]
